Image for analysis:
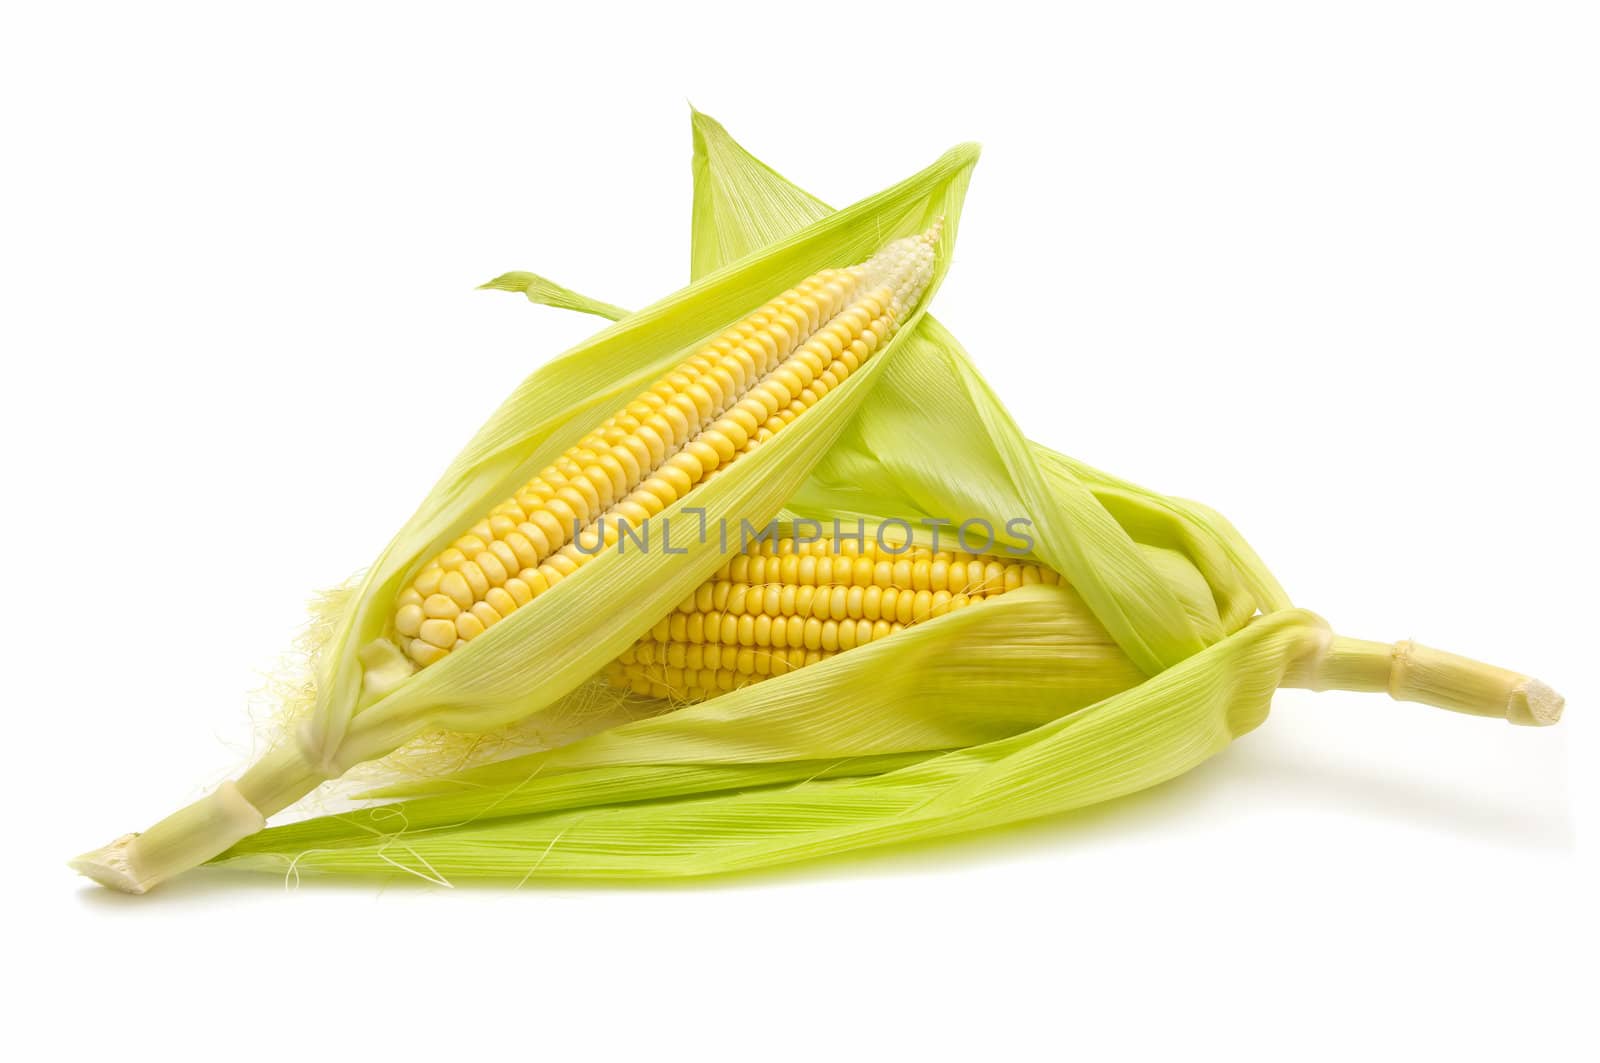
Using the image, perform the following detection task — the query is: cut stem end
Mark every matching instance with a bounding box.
[1507,678,1565,727]
[71,744,325,894]
[69,783,266,895]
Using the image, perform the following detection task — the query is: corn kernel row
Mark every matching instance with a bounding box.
[610,538,1056,700]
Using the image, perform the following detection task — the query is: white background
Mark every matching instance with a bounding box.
[3,2,1593,1060]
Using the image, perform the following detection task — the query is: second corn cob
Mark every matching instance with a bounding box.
[609,535,1058,698]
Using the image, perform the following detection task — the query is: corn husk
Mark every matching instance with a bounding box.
[70,139,980,892]
[207,113,1560,886]
[220,605,1325,883]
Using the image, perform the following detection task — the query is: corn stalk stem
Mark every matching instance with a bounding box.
[1283,634,1563,726]
[69,744,324,894]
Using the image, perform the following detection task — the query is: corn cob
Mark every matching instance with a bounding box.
[66,181,969,895]
[394,226,940,670]
[608,536,1059,699]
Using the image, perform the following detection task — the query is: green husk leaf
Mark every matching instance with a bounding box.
[215,609,1333,883]
[477,271,628,321]
[485,110,1289,650]
[690,111,835,282]
[224,753,934,858]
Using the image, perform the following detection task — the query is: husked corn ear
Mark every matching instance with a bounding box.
[606,536,1058,698]
[394,226,942,668]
